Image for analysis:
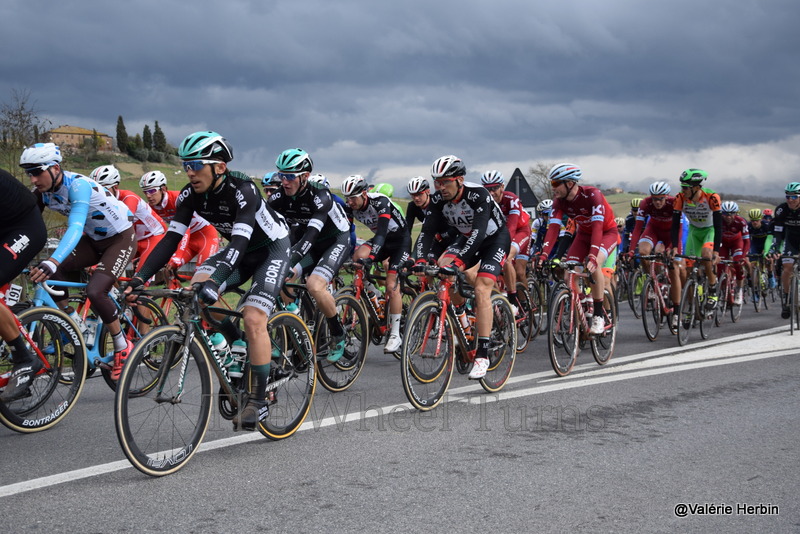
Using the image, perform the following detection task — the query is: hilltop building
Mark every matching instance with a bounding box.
[45,125,114,152]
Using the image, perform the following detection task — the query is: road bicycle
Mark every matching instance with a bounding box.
[114,286,316,476]
[0,290,87,433]
[30,279,166,390]
[547,261,617,377]
[626,258,646,319]
[675,255,715,346]
[638,253,677,341]
[780,254,800,335]
[714,259,744,326]
[494,275,535,353]
[400,265,516,411]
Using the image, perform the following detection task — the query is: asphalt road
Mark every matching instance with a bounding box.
[1,298,798,533]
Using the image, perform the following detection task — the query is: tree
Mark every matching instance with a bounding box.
[527,161,556,201]
[142,124,152,150]
[0,88,51,174]
[116,116,128,154]
[153,121,167,152]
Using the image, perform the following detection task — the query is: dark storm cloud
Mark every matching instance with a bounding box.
[2,0,798,191]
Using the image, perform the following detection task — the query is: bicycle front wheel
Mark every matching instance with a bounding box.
[400,300,455,411]
[628,270,645,319]
[548,288,578,377]
[0,307,87,433]
[115,325,213,477]
[480,292,517,393]
[259,311,316,440]
[591,289,617,365]
[641,276,661,342]
[677,279,696,346]
[513,282,533,353]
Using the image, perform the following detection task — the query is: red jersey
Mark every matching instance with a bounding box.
[117,189,165,240]
[152,189,212,234]
[721,214,750,249]
[629,195,676,250]
[496,191,530,232]
[542,185,615,256]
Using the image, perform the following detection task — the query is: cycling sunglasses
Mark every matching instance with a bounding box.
[278,172,305,182]
[142,188,159,196]
[182,159,220,172]
[484,184,502,192]
[786,195,799,200]
[24,165,51,177]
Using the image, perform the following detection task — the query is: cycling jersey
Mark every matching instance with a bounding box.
[116,189,165,240]
[720,215,750,259]
[268,181,350,265]
[629,196,676,252]
[137,171,290,286]
[671,187,722,251]
[35,171,132,263]
[748,220,773,254]
[541,185,615,257]
[405,200,430,229]
[772,202,800,253]
[152,189,213,233]
[346,193,408,259]
[0,170,46,285]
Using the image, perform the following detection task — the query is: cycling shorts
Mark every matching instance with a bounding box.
[298,232,350,283]
[443,227,511,282]
[364,233,411,273]
[685,226,715,257]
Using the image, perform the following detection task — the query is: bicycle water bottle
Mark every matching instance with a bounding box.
[84,316,100,348]
[209,333,233,368]
[66,307,87,334]
[229,339,247,379]
[581,287,593,317]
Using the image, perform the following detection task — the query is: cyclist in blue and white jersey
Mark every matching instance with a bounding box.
[21,143,136,382]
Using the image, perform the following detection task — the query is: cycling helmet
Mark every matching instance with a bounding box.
[763,208,773,217]
[615,217,625,227]
[720,201,739,214]
[139,170,167,189]
[178,131,233,162]
[407,176,430,194]
[785,182,800,195]
[481,170,504,186]
[649,181,671,196]
[548,163,582,183]
[630,198,642,209]
[431,155,466,179]
[276,148,313,173]
[537,199,553,214]
[748,208,763,221]
[262,171,282,188]
[341,174,368,197]
[90,165,121,187]
[308,173,330,187]
[20,142,62,167]
[679,168,708,186]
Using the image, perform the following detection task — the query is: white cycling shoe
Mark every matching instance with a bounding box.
[468,357,490,379]
[384,333,402,353]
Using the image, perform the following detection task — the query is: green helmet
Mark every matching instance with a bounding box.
[372,183,394,197]
[178,131,233,162]
[679,168,708,186]
[276,148,313,173]
[785,182,800,195]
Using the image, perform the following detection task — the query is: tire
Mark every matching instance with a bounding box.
[527,278,544,339]
[513,282,533,353]
[698,281,710,340]
[729,282,743,323]
[314,293,368,392]
[628,269,645,319]
[480,292,517,393]
[394,286,419,360]
[714,274,729,327]
[400,299,455,411]
[591,288,617,365]
[791,276,800,335]
[0,307,87,433]
[547,288,578,377]
[258,312,316,440]
[641,276,661,342]
[115,325,213,476]
[677,279,696,346]
[752,265,763,313]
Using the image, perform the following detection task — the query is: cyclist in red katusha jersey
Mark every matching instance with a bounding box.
[480,170,532,311]
[536,163,618,335]
[718,201,750,306]
[628,181,682,319]
[139,170,220,273]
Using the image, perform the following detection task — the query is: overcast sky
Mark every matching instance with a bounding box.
[3,0,799,197]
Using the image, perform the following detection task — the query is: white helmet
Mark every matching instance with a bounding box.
[407,176,430,194]
[341,174,368,197]
[431,155,466,179]
[548,162,582,183]
[20,142,62,167]
[140,170,167,189]
[537,199,553,214]
[481,170,504,186]
[649,181,671,196]
[308,173,330,187]
[90,165,121,187]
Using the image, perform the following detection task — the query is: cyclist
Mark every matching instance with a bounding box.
[718,201,750,306]
[0,168,48,401]
[746,208,776,294]
[531,199,553,255]
[261,171,282,198]
[267,148,352,362]
[125,131,292,430]
[416,155,510,379]
[769,182,800,318]
[90,165,166,269]
[139,169,220,274]
[21,143,136,381]
[309,173,357,255]
[405,176,432,230]
[670,168,722,312]
[536,163,618,335]
[341,174,411,353]
[620,198,641,254]
[481,170,531,310]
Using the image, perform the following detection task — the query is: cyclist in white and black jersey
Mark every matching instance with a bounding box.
[416,155,511,380]
[770,181,800,318]
[22,143,137,382]
[267,148,351,363]
[406,176,453,263]
[341,175,411,354]
[125,131,292,431]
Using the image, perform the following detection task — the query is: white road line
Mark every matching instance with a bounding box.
[1,327,796,498]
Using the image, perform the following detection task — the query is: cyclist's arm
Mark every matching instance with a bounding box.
[670,211,682,251]
[50,178,92,263]
[629,212,646,254]
[135,194,194,281]
[415,202,445,259]
[539,210,564,257]
[208,181,261,285]
[713,211,723,252]
[290,190,332,265]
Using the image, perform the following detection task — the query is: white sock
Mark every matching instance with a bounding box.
[390,314,401,337]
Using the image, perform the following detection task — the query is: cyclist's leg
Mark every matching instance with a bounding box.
[470,231,509,378]
[307,233,349,360]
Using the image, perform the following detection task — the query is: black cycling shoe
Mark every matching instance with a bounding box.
[781,305,791,319]
[0,359,43,402]
[232,399,269,432]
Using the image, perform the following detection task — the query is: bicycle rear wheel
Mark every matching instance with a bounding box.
[640,276,661,342]
[0,307,87,433]
[314,293,368,392]
[791,276,800,335]
[513,282,533,353]
[480,292,517,393]
[628,270,645,319]
[115,325,213,477]
[259,312,316,440]
[400,300,455,410]
[751,266,764,313]
[677,279,696,346]
[527,278,544,339]
[591,289,617,365]
[714,274,729,327]
[547,288,578,377]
